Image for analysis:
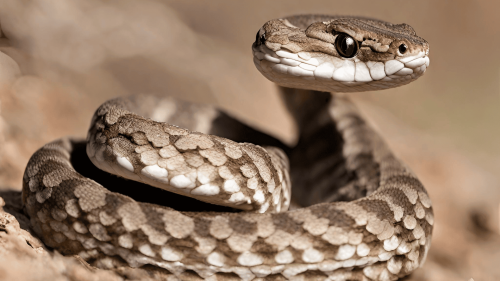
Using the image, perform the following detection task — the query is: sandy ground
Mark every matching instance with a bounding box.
[0,1,499,280]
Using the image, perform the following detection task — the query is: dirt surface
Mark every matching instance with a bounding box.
[0,1,499,280]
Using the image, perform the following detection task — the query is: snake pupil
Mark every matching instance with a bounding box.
[334,33,358,58]
[399,43,408,54]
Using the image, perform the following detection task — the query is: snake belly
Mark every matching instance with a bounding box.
[22,15,433,281]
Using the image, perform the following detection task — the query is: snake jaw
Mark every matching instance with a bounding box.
[253,44,429,93]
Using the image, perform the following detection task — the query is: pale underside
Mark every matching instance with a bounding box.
[253,46,429,93]
[21,15,433,281]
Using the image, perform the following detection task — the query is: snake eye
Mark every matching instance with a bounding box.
[334,33,359,58]
[398,44,408,55]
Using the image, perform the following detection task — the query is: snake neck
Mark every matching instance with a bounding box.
[280,88,378,207]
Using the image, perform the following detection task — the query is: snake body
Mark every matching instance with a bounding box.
[22,15,433,280]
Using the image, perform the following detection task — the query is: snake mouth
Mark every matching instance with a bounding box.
[252,44,430,93]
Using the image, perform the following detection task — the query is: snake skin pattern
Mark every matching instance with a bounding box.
[22,15,433,281]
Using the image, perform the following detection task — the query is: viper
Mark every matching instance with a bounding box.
[22,15,432,280]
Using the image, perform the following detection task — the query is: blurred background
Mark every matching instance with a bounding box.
[0,0,498,280]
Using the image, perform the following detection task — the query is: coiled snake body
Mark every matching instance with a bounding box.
[22,15,433,280]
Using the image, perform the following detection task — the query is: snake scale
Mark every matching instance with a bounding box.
[21,15,433,280]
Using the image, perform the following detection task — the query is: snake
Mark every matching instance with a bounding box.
[21,15,433,281]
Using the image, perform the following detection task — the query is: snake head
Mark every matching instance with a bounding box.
[252,15,430,93]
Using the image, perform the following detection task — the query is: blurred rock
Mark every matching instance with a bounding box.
[0,51,20,85]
